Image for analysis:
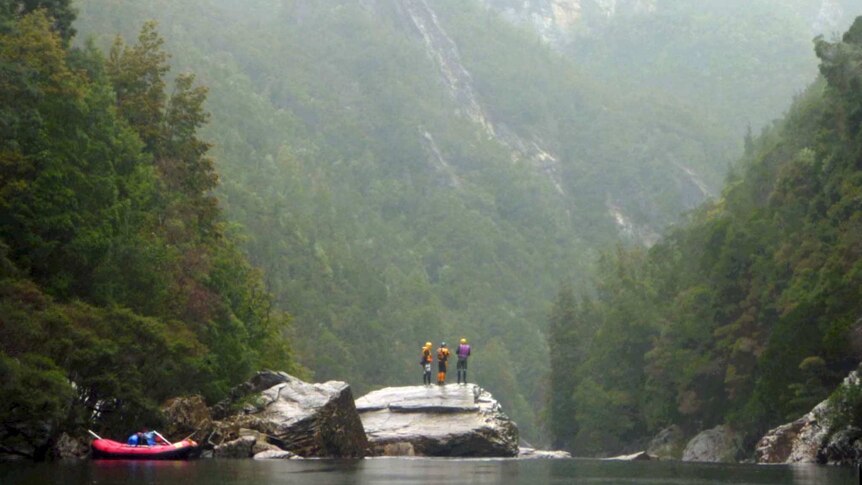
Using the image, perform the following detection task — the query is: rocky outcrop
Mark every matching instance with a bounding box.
[356,384,518,457]
[754,409,825,464]
[821,426,862,465]
[162,371,368,459]
[646,425,685,460]
[161,395,213,442]
[682,425,742,463]
[212,371,367,458]
[49,433,88,460]
[755,371,861,464]
[213,435,257,458]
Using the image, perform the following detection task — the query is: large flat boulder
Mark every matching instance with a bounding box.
[216,371,368,458]
[356,384,518,457]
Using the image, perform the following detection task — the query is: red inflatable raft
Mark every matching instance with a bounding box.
[91,438,200,460]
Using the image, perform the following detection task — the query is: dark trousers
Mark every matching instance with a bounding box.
[457,358,468,383]
[423,363,432,385]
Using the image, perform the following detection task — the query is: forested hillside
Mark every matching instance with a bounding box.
[0,5,295,459]
[548,17,862,455]
[71,0,844,441]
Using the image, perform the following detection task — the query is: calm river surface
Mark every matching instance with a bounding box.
[0,457,857,484]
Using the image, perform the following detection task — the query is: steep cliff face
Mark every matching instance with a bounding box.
[401,0,567,197]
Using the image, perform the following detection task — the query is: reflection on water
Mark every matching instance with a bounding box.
[0,457,856,485]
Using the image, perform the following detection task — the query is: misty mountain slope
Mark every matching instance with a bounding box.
[73,0,814,441]
[482,0,860,135]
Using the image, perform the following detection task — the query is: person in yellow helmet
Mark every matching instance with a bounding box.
[436,342,450,385]
[456,337,471,384]
[420,342,433,386]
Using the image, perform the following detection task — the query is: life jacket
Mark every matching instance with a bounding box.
[421,347,432,363]
[457,343,471,359]
[437,347,449,362]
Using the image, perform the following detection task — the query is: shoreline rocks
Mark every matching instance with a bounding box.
[755,371,861,465]
[646,425,685,460]
[681,425,742,463]
[164,370,368,459]
[518,447,571,459]
[605,451,653,461]
[356,384,519,457]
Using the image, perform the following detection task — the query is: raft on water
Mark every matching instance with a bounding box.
[91,438,201,460]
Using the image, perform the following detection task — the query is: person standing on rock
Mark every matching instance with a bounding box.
[437,342,450,385]
[456,337,471,384]
[421,341,433,385]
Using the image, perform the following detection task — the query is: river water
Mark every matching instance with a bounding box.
[1,458,858,484]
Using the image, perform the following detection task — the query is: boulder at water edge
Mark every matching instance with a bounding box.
[755,371,860,464]
[518,447,571,459]
[355,384,518,457]
[646,425,686,460]
[682,425,743,463]
[754,407,825,464]
[214,371,368,458]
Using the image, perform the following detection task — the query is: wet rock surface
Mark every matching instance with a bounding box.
[356,384,518,457]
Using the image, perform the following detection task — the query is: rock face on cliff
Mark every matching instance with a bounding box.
[754,405,827,464]
[681,425,742,463]
[163,371,368,458]
[355,384,518,457]
[755,371,861,465]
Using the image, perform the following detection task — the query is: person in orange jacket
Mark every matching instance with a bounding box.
[420,341,433,385]
[436,342,450,385]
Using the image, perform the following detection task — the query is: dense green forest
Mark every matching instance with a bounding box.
[549,17,862,454]
[69,0,835,442]
[2,0,851,458]
[0,3,295,459]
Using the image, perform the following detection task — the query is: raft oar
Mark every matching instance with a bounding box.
[87,429,103,440]
[153,430,172,446]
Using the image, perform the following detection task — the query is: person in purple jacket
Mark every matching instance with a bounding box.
[456,338,471,385]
